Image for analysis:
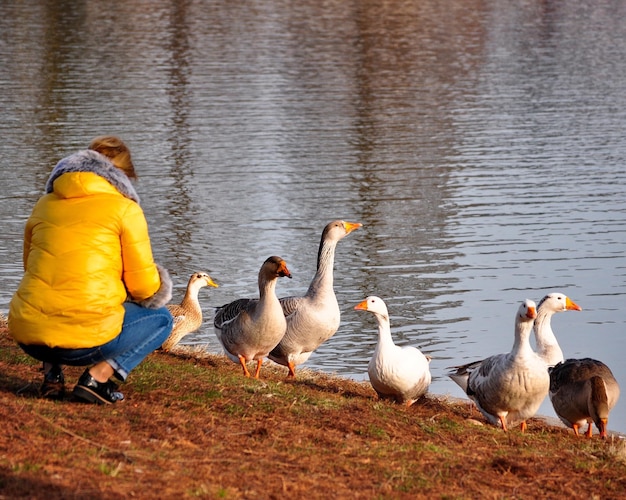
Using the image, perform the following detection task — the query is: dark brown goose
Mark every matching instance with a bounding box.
[549,358,620,438]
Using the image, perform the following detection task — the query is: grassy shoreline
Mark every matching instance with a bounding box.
[1,331,626,498]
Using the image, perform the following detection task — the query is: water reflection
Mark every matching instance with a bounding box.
[162,0,195,270]
[1,0,626,432]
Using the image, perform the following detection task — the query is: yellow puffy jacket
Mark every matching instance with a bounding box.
[9,150,172,348]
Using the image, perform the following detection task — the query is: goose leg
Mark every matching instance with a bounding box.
[585,423,593,438]
[499,415,508,432]
[253,359,263,379]
[238,355,251,377]
[599,418,608,439]
[519,421,527,433]
[287,361,296,378]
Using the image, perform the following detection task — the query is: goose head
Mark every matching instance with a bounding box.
[354,295,389,320]
[189,272,219,290]
[322,220,362,243]
[537,293,582,314]
[519,299,538,321]
[262,256,292,280]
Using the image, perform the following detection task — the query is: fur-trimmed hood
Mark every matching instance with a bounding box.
[45,150,140,204]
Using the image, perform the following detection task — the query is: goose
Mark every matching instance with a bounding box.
[549,358,620,438]
[533,292,582,367]
[448,292,582,390]
[268,220,362,377]
[448,299,549,432]
[354,296,431,406]
[214,256,292,378]
[161,272,219,352]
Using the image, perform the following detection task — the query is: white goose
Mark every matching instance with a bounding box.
[161,272,219,352]
[533,292,582,367]
[549,358,620,438]
[449,299,549,432]
[214,256,292,378]
[268,220,362,377]
[355,296,431,406]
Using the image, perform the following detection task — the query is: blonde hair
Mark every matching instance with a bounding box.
[88,136,137,179]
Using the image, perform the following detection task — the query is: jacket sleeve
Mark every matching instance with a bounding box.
[120,202,172,309]
[23,221,32,271]
[22,201,41,271]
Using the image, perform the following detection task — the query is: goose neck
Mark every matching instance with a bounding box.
[258,276,278,300]
[180,295,199,308]
[375,315,393,343]
[181,286,199,303]
[512,322,534,355]
[310,240,338,291]
[533,310,557,346]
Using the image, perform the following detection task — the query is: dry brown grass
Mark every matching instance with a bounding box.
[0,330,625,499]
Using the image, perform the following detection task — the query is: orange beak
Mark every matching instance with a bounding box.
[343,221,363,234]
[354,299,368,311]
[566,297,582,311]
[278,261,292,279]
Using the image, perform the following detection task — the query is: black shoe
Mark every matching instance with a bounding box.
[72,369,125,405]
[41,364,65,400]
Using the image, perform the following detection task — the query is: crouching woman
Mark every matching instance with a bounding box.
[8,136,173,404]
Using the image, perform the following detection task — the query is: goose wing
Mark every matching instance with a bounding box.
[279,296,303,317]
[214,298,256,329]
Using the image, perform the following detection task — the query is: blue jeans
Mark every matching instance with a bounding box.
[19,303,173,381]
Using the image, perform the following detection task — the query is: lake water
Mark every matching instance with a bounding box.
[1,0,626,433]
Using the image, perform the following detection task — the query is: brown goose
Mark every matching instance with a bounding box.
[549,358,620,438]
[449,299,548,432]
[214,256,292,378]
[268,220,362,378]
[161,272,219,352]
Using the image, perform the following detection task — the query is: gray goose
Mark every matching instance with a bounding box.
[268,220,362,377]
[449,299,549,432]
[448,292,581,392]
[549,358,620,438]
[214,256,292,378]
[161,272,218,352]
